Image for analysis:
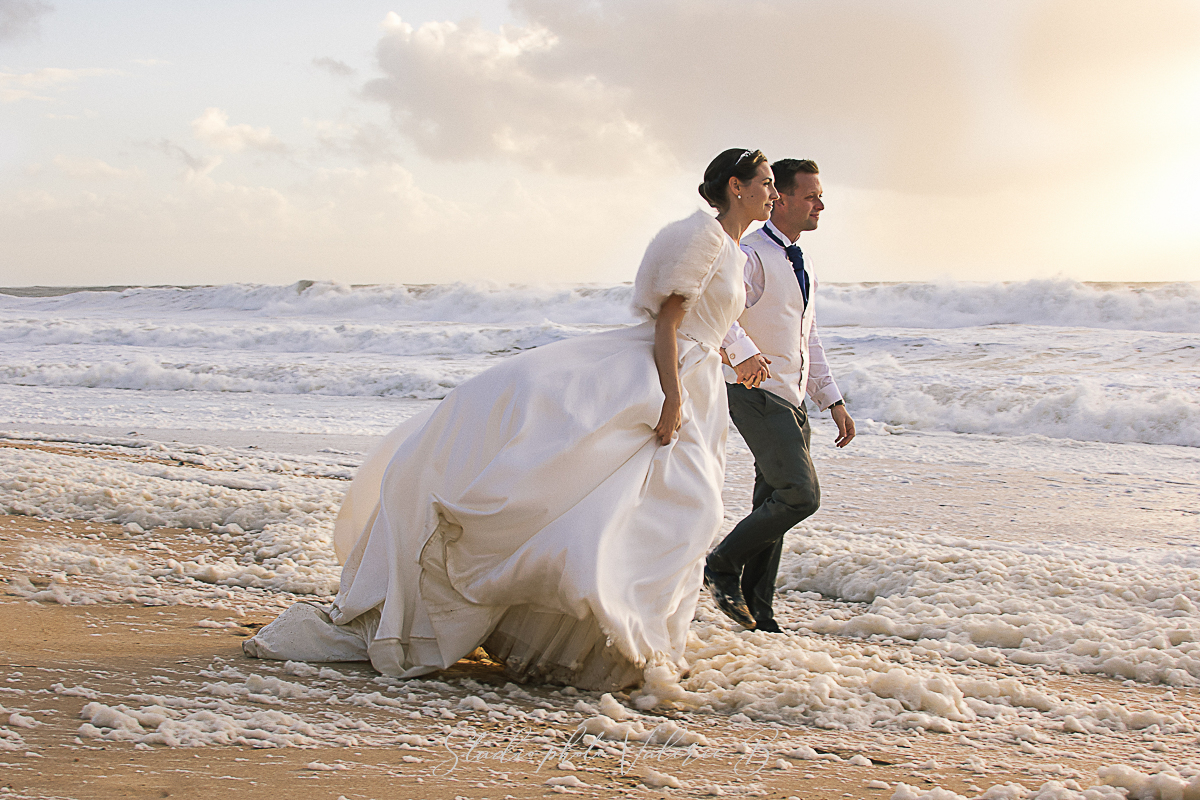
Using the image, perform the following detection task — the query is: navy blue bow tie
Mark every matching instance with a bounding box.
[762,226,809,305]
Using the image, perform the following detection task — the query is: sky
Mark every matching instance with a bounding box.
[2,0,1199,287]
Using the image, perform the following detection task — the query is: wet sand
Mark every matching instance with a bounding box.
[1,435,1198,799]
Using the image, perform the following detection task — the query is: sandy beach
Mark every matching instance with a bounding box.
[6,0,1200,793]
[2,425,1197,800]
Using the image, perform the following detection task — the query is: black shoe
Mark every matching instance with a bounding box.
[754,618,783,633]
[703,566,756,629]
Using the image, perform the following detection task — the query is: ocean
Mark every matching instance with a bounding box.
[1,279,1197,446]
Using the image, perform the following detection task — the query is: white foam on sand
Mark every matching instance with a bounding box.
[5,434,1198,739]
[673,603,1195,735]
[0,443,345,609]
[777,524,1200,686]
[0,703,31,752]
[77,698,386,748]
[886,764,1200,800]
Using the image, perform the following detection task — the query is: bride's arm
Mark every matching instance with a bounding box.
[653,293,687,446]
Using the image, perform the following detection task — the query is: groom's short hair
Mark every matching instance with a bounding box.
[772,159,819,194]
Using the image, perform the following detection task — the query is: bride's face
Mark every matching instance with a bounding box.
[733,162,779,221]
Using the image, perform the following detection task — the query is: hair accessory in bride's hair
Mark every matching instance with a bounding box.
[699,148,766,211]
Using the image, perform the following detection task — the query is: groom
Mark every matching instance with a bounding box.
[707,158,856,633]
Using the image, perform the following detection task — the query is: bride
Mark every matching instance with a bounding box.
[245,149,780,691]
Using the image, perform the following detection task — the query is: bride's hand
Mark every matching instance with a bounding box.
[654,396,682,445]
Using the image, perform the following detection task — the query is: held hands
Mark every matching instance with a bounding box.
[831,403,856,448]
[734,353,772,389]
[654,395,683,446]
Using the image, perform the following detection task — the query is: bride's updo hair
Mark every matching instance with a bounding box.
[698,148,767,211]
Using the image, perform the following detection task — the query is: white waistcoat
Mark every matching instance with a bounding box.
[737,228,815,410]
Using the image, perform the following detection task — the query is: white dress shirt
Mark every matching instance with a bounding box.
[721,220,843,410]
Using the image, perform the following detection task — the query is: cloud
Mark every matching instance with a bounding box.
[312,56,355,77]
[191,107,287,154]
[361,0,1200,196]
[0,0,51,43]
[310,119,402,165]
[146,138,223,181]
[0,161,467,285]
[53,155,138,180]
[499,0,980,190]
[361,2,972,183]
[0,66,114,103]
[363,12,671,174]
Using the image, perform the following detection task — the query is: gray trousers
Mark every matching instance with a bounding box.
[707,384,820,623]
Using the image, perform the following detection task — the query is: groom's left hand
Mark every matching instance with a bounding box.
[831,404,856,448]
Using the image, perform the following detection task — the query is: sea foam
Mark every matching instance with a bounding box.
[819,279,1200,333]
[2,279,1197,447]
[3,278,1198,332]
[0,281,639,325]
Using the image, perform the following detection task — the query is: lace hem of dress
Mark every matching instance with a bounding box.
[483,605,644,692]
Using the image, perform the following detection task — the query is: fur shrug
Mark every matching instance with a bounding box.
[630,210,726,320]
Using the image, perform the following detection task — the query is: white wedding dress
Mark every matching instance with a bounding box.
[245,211,747,690]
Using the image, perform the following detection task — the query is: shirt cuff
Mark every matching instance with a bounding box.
[811,384,844,412]
[724,337,761,367]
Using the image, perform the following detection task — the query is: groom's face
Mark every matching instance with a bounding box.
[776,173,824,233]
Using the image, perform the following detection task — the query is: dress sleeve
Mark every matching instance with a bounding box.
[630,210,726,319]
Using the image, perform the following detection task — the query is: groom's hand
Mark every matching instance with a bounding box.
[734,354,772,388]
[831,403,856,448]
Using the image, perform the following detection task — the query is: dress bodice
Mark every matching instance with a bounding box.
[631,210,747,352]
[677,233,746,351]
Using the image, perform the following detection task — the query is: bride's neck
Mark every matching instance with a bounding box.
[716,211,752,243]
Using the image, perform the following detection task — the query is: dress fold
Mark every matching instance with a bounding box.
[246,211,747,690]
